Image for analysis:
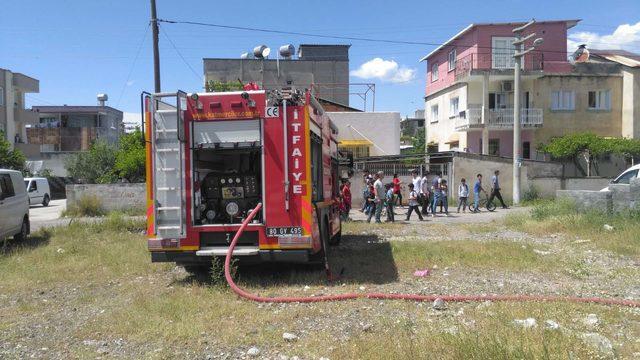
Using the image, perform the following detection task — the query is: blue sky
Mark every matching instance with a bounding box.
[1,0,639,123]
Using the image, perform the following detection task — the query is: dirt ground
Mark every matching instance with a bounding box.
[1,207,639,359]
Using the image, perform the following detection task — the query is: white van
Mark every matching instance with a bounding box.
[0,169,30,241]
[601,164,640,191]
[24,177,51,207]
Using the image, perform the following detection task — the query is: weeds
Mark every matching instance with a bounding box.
[209,257,238,286]
[63,194,106,217]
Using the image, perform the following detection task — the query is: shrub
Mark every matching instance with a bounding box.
[522,185,540,203]
[0,131,26,172]
[64,194,106,217]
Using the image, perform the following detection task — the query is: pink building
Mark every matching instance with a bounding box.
[421,20,580,158]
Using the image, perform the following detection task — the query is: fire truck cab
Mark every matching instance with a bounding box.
[144,88,341,269]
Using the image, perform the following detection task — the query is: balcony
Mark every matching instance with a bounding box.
[25,127,120,152]
[454,52,543,81]
[454,107,543,131]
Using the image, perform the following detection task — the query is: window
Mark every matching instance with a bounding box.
[551,91,575,110]
[0,174,15,199]
[450,97,459,117]
[430,105,439,123]
[24,180,36,192]
[0,86,4,106]
[492,37,517,69]
[431,63,439,82]
[489,93,507,109]
[523,142,531,159]
[489,139,500,156]
[612,169,638,184]
[448,49,456,71]
[588,90,611,110]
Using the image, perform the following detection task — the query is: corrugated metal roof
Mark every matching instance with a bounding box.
[590,49,640,68]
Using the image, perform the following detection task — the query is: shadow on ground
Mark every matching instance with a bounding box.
[1,229,52,255]
[179,234,399,288]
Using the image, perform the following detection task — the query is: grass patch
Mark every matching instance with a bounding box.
[506,198,640,257]
[390,239,553,272]
[0,213,154,293]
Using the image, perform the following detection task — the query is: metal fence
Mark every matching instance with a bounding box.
[353,155,450,177]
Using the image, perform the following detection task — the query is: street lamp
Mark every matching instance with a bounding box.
[512,20,543,205]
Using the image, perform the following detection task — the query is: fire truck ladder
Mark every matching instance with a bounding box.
[150,91,188,239]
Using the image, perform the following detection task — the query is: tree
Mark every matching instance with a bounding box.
[114,128,146,183]
[539,133,640,176]
[0,132,26,172]
[412,127,426,154]
[65,140,118,183]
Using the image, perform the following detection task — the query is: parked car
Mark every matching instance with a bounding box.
[600,164,640,191]
[0,169,30,241]
[24,177,51,207]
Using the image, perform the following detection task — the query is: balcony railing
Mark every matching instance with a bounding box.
[454,107,543,131]
[454,52,544,81]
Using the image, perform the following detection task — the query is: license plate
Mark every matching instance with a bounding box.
[266,226,303,237]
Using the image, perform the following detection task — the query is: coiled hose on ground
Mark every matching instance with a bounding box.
[225,203,640,307]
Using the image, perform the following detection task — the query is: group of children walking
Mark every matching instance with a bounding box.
[344,169,509,223]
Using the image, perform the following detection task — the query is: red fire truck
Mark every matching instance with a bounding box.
[143,88,342,271]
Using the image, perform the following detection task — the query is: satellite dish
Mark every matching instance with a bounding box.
[253,45,271,59]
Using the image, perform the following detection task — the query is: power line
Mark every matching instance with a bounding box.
[157,19,464,47]
[157,18,638,56]
[158,23,202,82]
[116,24,150,108]
[25,94,57,106]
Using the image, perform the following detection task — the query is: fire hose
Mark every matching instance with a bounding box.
[225,203,640,307]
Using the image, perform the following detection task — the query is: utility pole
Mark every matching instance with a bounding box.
[512,19,543,205]
[150,0,161,93]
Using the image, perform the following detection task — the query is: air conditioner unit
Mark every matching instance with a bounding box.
[501,81,514,92]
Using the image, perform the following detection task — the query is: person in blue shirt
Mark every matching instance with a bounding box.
[473,173,487,212]
[488,170,508,209]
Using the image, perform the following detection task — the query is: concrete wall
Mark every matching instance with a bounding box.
[66,183,145,212]
[451,152,564,202]
[203,57,349,105]
[564,177,611,191]
[25,152,75,177]
[556,189,612,212]
[327,112,401,156]
[556,178,640,214]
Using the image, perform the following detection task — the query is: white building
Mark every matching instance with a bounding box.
[327,111,401,158]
